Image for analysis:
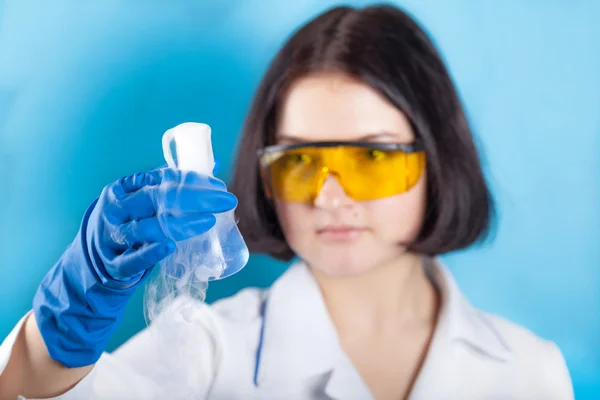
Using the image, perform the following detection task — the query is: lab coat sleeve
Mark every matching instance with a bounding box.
[0,313,29,373]
[0,299,223,399]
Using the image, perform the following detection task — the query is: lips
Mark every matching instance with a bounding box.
[317,225,364,234]
[316,225,367,241]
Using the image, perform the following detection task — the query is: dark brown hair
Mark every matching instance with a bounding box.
[230,4,494,261]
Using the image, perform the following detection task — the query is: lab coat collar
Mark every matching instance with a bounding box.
[254,262,339,385]
[254,257,512,387]
[425,257,512,362]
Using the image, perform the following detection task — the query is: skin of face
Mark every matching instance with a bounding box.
[274,72,427,277]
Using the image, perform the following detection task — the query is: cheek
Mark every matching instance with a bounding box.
[274,201,313,243]
[368,175,427,243]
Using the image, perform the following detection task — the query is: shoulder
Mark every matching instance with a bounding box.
[484,311,566,366]
[481,311,574,398]
[117,287,269,356]
[110,288,269,383]
[210,286,268,321]
[430,260,574,398]
[149,287,268,342]
[200,286,269,352]
[149,286,268,327]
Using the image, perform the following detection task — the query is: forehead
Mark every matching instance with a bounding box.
[276,72,415,143]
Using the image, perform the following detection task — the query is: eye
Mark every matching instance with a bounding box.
[285,153,312,165]
[365,149,387,161]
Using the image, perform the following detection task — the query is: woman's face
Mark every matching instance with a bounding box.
[274,72,427,277]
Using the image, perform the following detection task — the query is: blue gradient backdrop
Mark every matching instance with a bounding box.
[0,1,598,397]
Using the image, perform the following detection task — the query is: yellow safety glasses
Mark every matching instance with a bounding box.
[258,141,426,203]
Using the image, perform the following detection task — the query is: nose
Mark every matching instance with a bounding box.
[313,174,354,209]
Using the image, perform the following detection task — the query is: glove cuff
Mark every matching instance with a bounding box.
[32,200,147,368]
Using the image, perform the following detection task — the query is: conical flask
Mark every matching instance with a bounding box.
[160,122,249,282]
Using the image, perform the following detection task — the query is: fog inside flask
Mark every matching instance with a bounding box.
[144,122,250,325]
[163,123,249,281]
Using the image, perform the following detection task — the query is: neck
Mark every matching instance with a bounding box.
[311,253,439,339]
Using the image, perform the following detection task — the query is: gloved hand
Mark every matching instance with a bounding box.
[33,168,237,368]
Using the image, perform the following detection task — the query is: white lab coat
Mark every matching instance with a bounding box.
[0,259,574,399]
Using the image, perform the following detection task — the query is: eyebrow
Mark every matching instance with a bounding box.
[277,132,400,143]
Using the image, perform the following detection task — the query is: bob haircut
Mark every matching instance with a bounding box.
[231,4,494,261]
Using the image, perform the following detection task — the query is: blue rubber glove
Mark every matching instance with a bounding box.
[33,168,237,368]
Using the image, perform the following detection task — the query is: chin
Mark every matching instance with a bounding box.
[304,244,389,278]
[315,262,371,278]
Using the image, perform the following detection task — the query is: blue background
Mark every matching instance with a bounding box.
[0,1,598,397]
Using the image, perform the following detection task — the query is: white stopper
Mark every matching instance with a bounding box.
[162,122,215,175]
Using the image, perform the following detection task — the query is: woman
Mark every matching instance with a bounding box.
[0,4,573,399]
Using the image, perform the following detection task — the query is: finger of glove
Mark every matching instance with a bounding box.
[155,184,237,216]
[160,168,228,190]
[116,240,176,278]
[112,213,217,247]
[113,168,226,197]
[105,171,165,224]
[114,184,236,223]
[109,176,229,222]
[114,170,163,198]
